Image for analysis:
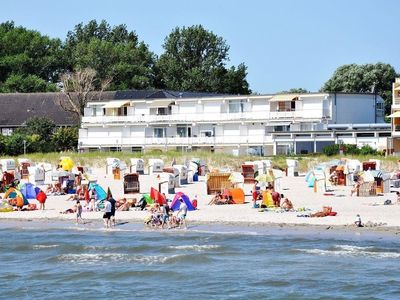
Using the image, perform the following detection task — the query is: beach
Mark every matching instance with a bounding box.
[1,167,400,233]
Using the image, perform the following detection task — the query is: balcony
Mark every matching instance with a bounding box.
[393,99,400,107]
[81,110,310,125]
[392,124,400,137]
[78,134,275,147]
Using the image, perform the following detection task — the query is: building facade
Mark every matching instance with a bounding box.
[390,78,400,155]
[79,91,389,155]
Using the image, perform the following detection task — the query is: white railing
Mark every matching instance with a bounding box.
[81,110,308,124]
[79,134,275,147]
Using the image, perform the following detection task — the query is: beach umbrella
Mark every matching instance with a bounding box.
[228,172,244,183]
[255,173,274,183]
[59,157,74,172]
[143,193,153,204]
[4,187,29,205]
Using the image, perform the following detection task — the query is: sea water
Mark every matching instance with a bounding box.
[0,221,400,299]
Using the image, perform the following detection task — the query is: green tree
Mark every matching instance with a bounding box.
[321,63,397,114]
[52,127,78,151]
[278,88,309,94]
[16,117,56,138]
[0,21,64,91]
[64,20,156,90]
[0,74,57,92]
[4,133,26,156]
[157,25,250,94]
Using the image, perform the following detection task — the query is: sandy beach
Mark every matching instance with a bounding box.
[1,167,400,233]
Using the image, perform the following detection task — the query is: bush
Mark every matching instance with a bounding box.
[52,127,78,151]
[322,144,340,156]
[359,145,377,155]
[323,143,380,156]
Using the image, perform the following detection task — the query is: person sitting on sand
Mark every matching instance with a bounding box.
[208,191,223,205]
[350,178,363,197]
[271,189,281,207]
[354,214,363,227]
[61,205,77,214]
[67,194,79,201]
[329,171,338,185]
[45,184,55,195]
[280,198,293,211]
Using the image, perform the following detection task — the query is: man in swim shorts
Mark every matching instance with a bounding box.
[103,198,112,228]
[108,196,117,227]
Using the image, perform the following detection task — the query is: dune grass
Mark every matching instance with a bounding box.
[2,151,397,173]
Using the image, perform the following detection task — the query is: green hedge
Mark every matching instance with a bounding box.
[322,143,379,156]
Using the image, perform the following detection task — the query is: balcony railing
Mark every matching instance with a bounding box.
[78,134,275,147]
[81,110,314,125]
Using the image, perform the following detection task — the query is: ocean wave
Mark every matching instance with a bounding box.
[167,244,222,251]
[55,253,186,265]
[33,244,59,249]
[296,244,400,259]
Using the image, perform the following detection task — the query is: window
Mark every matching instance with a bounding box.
[200,130,213,137]
[177,126,187,137]
[154,128,165,138]
[274,125,289,132]
[117,106,128,116]
[376,102,384,110]
[228,100,244,113]
[1,128,13,136]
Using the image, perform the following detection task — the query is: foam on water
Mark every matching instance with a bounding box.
[296,244,400,259]
[32,244,59,249]
[56,253,185,265]
[167,244,222,251]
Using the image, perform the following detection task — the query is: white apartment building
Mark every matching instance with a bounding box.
[78,91,390,155]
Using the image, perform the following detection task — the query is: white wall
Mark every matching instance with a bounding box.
[87,127,107,138]
[251,99,269,113]
[179,102,197,114]
[130,126,145,138]
[248,124,264,136]
[334,94,376,124]
[134,103,148,116]
[302,97,324,119]
[203,101,221,113]
[223,124,239,136]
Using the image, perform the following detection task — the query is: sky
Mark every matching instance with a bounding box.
[1,0,399,94]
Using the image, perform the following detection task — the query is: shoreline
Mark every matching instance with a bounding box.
[1,216,400,238]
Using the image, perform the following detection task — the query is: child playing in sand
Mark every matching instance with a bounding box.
[281,198,293,211]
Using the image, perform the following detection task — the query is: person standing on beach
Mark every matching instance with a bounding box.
[103,198,112,228]
[177,199,188,229]
[76,200,83,224]
[108,196,117,227]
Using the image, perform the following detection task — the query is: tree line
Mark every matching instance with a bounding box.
[0,20,250,95]
[0,117,78,156]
